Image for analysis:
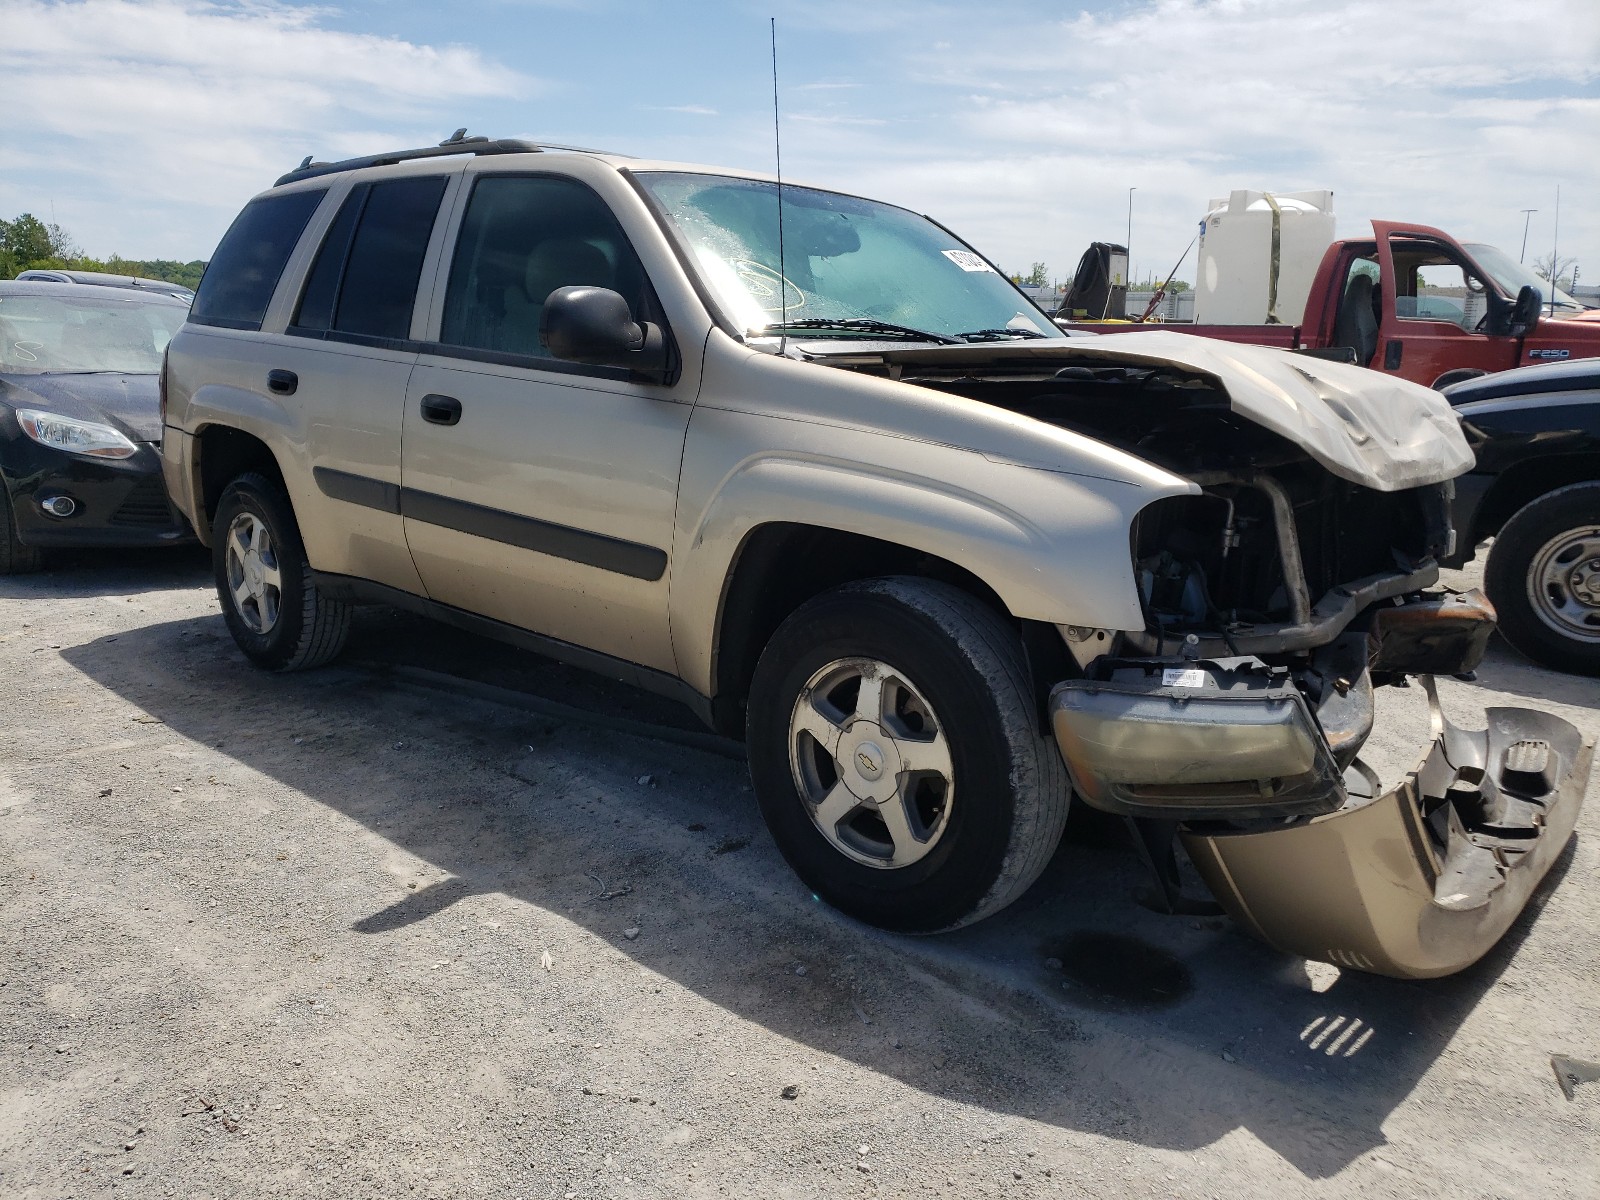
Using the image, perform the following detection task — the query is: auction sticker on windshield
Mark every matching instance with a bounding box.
[942,250,995,272]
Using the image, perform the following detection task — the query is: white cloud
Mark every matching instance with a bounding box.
[0,0,534,257]
[772,0,1600,286]
[3,0,1596,288]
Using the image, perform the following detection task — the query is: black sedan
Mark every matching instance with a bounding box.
[1443,357,1600,676]
[0,281,193,572]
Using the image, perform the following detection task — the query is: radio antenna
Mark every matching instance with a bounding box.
[1549,183,1561,318]
[771,17,789,355]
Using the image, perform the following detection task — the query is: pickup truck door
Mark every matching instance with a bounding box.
[399,172,693,676]
[1372,221,1519,387]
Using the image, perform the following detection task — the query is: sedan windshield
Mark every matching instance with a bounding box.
[1464,243,1583,313]
[0,293,187,374]
[635,172,1061,343]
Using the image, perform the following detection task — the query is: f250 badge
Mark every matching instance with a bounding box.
[1529,348,1571,360]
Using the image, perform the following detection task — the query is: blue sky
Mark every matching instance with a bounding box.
[3,0,1597,288]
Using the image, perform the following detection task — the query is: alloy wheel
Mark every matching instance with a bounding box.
[224,511,283,635]
[787,656,955,869]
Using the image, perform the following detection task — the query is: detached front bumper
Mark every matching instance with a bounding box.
[1182,682,1591,979]
[1050,664,1592,979]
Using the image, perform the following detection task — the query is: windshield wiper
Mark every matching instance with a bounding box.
[955,327,1048,341]
[761,318,962,345]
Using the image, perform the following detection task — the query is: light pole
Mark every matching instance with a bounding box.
[1126,187,1137,285]
[1520,209,1537,263]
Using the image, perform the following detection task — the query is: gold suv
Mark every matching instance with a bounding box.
[161,133,1591,977]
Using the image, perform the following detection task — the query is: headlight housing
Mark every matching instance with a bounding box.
[15,409,139,459]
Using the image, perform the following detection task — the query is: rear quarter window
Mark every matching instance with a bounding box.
[190,189,326,330]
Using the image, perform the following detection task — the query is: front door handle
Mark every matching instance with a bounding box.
[267,369,298,395]
[1383,339,1403,371]
[420,393,462,426]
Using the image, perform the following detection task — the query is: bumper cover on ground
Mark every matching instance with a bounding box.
[1180,679,1591,979]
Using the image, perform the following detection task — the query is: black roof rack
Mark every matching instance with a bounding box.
[274,129,627,187]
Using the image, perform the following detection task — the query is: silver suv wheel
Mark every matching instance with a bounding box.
[789,656,955,869]
[748,577,1071,933]
[223,511,283,635]
[211,472,350,672]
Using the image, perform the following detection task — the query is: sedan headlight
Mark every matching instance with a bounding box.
[15,409,138,459]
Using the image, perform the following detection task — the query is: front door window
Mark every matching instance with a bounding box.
[438,175,651,361]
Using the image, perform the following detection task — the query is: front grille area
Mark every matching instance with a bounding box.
[109,475,177,527]
[1132,474,1452,634]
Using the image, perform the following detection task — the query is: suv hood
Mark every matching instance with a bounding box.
[813,331,1473,492]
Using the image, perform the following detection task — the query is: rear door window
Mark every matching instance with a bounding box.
[190,189,326,330]
[293,176,449,343]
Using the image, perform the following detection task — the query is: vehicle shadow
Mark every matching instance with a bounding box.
[60,610,1573,1181]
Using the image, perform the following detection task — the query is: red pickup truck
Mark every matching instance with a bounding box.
[1067,221,1600,388]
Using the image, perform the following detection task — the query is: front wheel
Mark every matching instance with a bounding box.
[1484,481,1600,676]
[212,472,350,671]
[746,577,1070,933]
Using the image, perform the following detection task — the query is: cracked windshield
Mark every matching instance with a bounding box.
[637,172,1062,344]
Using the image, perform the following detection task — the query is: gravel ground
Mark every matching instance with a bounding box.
[2,547,1597,1199]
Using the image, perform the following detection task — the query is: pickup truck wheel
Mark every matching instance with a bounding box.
[0,498,44,575]
[212,472,351,671]
[746,577,1070,933]
[1484,481,1600,676]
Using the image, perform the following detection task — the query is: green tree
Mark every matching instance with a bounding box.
[1,212,207,287]
[1,213,55,266]
[1024,262,1049,287]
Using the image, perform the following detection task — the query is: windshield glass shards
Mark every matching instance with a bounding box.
[0,294,187,375]
[635,172,1061,345]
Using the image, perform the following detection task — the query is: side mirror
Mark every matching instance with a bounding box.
[1510,284,1542,337]
[540,286,670,382]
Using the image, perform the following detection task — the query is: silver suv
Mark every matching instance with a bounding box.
[162,133,1590,977]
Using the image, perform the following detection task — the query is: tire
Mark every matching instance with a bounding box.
[0,497,44,575]
[212,472,350,671]
[746,577,1071,933]
[1483,481,1600,677]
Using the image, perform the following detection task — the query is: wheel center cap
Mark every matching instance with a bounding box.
[839,723,903,803]
[244,552,264,590]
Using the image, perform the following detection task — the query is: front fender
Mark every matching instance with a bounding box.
[669,406,1194,696]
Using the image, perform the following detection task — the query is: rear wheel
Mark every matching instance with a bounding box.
[1484,481,1600,676]
[212,472,350,671]
[0,497,43,575]
[746,577,1070,933]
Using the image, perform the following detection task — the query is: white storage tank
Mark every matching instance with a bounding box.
[1193,189,1336,325]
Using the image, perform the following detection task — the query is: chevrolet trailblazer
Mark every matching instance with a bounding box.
[160,133,1592,978]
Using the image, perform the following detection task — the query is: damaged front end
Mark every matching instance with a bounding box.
[817,334,1591,977]
[1048,468,1591,979]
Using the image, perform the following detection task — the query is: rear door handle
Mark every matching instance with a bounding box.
[420,393,463,426]
[267,369,298,395]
